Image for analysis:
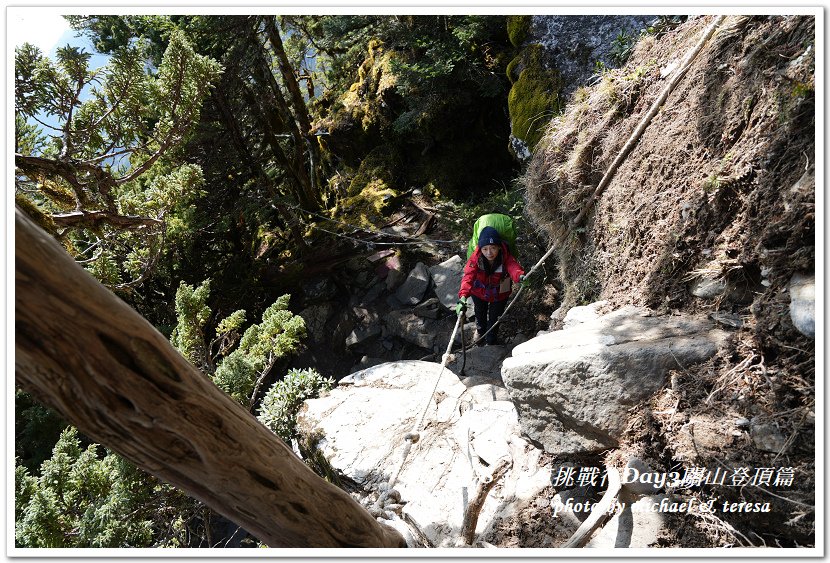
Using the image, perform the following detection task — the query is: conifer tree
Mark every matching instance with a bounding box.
[14,29,222,289]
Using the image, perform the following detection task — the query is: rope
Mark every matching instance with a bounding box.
[372,313,464,515]
[462,16,727,345]
[571,14,727,227]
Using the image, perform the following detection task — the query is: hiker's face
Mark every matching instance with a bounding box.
[481,244,500,261]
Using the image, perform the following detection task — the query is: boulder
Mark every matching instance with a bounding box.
[386,267,405,291]
[349,356,388,374]
[531,15,658,98]
[412,297,442,320]
[345,325,382,348]
[384,309,438,350]
[562,301,608,329]
[395,262,431,306]
[502,305,731,454]
[298,302,334,341]
[460,377,512,404]
[298,360,551,547]
[429,255,465,310]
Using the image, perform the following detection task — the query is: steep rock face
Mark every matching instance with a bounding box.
[530,15,658,97]
[501,306,731,453]
[508,15,657,157]
[523,15,815,322]
[298,360,552,547]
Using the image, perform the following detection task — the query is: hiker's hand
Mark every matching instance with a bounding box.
[519,274,530,288]
[455,300,467,315]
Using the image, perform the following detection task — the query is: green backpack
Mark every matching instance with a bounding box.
[466,213,518,259]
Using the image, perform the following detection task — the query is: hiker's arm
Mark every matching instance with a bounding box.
[459,254,476,297]
[505,252,525,283]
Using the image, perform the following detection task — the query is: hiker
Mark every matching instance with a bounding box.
[456,225,526,345]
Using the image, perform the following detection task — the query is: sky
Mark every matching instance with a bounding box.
[9,8,74,55]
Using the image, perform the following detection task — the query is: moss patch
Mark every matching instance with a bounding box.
[315,41,400,165]
[330,146,401,229]
[508,45,562,150]
[507,15,532,48]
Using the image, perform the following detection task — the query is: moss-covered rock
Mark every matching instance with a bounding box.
[330,146,401,229]
[314,40,400,166]
[507,45,562,151]
[507,15,532,48]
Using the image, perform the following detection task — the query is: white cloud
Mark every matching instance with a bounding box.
[9,8,71,54]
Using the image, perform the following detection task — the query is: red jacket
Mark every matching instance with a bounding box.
[459,243,525,303]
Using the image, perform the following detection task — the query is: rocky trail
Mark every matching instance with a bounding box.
[289,14,816,550]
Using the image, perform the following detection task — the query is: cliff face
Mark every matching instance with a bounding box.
[524,15,814,321]
[507,15,657,158]
[522,14,815,546]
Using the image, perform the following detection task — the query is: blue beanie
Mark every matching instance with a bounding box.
[478,226,501,248]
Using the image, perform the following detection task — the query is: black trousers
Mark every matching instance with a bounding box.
[471,295,507,344]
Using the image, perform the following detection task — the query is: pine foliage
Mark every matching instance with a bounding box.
[212,295,307,404]
[257,368,334,442]
[15,428,196,548]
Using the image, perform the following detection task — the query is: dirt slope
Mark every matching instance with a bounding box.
[522,15,815,547]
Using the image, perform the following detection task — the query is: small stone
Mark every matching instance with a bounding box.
[710,311,744,328]
[789,272,815,338]
[749,419,787,453]
[734,417,750,428]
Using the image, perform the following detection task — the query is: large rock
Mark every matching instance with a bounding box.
[395,262,431,306]
[298,302,334,340]
[384,309,438,350]
[562,301,608,329]
[502,305,731,454]
[531,15,657,98]
[298,361,551,547]
[429,255,465,310]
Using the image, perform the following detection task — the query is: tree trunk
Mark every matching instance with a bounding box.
[14,207,405,549]
[264,17,323,209]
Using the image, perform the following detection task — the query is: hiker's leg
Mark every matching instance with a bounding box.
[485,299,507,344]
[471,295,488,345]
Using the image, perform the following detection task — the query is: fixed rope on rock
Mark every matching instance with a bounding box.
[371,312,464,515]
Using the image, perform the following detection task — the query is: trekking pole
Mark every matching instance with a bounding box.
[459,311,467,376]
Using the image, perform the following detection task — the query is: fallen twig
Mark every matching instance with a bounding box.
[560,465,622,548]
[461,458,512,545]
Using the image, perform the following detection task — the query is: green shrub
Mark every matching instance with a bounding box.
[258,368,334,442]
[15,428,194,548]
[212,295,307,405]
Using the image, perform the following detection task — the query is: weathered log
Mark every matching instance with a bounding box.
[14,207,406,549]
